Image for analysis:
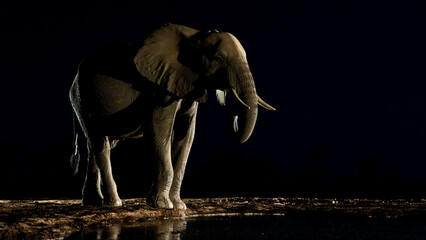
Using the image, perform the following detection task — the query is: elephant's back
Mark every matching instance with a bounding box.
[76,42,143,116]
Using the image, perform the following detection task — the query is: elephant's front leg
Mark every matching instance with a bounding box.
[170,102,198,210]
[147,101,181,209]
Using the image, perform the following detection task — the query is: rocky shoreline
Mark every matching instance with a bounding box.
[1,197,426,239]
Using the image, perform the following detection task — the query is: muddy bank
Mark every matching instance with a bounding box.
[1,197,426,239]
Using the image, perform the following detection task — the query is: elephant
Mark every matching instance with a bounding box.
[69,23,275,209]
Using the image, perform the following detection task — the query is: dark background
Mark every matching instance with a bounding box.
[1,1,426,199]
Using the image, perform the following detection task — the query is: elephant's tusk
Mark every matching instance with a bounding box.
[231,88,250,109]
[216,90,227,106]
[232,115,239,132]
[257,95,276,111]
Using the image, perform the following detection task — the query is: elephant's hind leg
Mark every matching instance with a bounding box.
[82,143,103,206]
[89,136,122,207]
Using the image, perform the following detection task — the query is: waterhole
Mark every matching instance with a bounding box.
[65,214,426,239]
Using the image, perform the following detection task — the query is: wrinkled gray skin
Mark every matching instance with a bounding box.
[69,24,275,209]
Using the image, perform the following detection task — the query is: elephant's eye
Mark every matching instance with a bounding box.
[213,55,224,63]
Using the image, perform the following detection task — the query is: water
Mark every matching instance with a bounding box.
[66,214,426,239]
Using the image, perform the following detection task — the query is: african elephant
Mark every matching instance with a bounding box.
[69,23,275,209]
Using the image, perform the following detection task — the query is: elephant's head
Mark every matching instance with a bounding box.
[134,23,275,143]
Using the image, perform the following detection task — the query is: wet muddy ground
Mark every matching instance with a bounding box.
[1,197,426,239]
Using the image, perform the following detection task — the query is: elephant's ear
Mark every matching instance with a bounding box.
[134,23,201,98]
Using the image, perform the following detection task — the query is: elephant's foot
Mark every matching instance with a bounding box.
[103,197,123,207]
[170,197,187,210]
[147,193,174,209]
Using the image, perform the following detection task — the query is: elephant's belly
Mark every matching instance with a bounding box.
[108,124,144,140]
[98,116,145,140]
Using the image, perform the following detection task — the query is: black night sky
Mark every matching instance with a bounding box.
[1,1,426,199]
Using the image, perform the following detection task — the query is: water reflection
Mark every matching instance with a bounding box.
[66,219,186,240]
[66,215,426,240]
[151,219,186,240]
[92,225,121,240]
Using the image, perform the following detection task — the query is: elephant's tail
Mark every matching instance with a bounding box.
[70,111,80,176]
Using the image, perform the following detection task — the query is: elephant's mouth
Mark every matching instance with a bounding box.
[215,89,242,133]
[228,100,244,138]
[215,89,241,133]
[229,88,275,133]
[216,89,275,142]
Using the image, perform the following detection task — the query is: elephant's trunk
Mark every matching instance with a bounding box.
[228,59,258,143]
